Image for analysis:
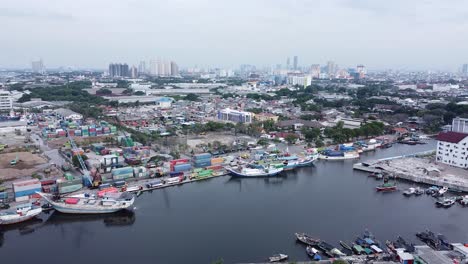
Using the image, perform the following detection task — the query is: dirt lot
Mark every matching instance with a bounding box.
[0,152,48,180]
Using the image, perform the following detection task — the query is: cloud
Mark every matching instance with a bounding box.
[0,7,73,21]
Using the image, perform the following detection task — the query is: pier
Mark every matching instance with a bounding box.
[353,150,468,192]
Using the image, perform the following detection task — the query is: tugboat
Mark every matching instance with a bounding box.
[376,178,397,192]
[268,254,288,262]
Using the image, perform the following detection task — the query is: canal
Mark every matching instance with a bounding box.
[2,140,468,264]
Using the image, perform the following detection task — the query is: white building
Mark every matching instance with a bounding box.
[452,117,468,133]
[436,131,468,168]
[287,75,312,87]
[217,108,253,124]
[433,84,459,92]
[0,90,13,111]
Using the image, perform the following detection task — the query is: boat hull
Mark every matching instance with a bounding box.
[227,168,283,178]
[0,208,42,225]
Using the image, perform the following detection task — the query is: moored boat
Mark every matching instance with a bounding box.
[296,154,318,167]
[403,187,416,196]
[227,165,283,178]
[376,182,397,192]
[306,246,321,261]
[37,192,134,214]
[0,203,42,225]
[268,254,288,262]
[414,187,424,196]
[295,232,320,246]
[435,197,455,208]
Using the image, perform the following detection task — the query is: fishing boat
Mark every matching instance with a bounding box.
[340,241,353,251]
[296,154,318,167]
[435,197,455,208]
[0,203,42,225]
[396,236,415,252]
[268,254,288,262]
[414,187,424,196]
[319,150,359,160]
[436,186,449,197]
[227,165,283,178]
[37,192,135,214]
[403,187,416,196]
[352,244,365,255]
[317,241,335,257]
[295,232,320,246]
[306,246,321,261]
[459,195,468,206]
[376,181,397,192]
[426,186,439,195]
[417,230,445,250]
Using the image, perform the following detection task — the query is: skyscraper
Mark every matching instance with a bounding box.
[310,64,321,78]
[130,66,138,78]
[293,56,298,70]
[138,61,147,74]
[32,59,45,74]
[108,63,130,77]
[286,57,290,70]
[356,65,366,79]
[462,64,468,76]
[170,61,179,76]
[327,61,335,78]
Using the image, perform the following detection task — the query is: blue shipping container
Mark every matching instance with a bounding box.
[194,153,212,160]
[194,161,211,168]
[15,188,42,198]
[174,164,192,172]
[112,167,134,176]
[0,192,7,199]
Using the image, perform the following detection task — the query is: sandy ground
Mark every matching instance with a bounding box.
[0,152,49,180]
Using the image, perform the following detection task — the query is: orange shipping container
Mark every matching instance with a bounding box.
[210,157,224,164]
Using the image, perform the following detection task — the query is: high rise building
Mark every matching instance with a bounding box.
[310,64,320,78]
[286,57,290,70]
[462,64,468,76]
[31,59,45,74]
[108,63,130,77]
[327,61,336,78]
[356,65,366,79]
[138,61,147,74]
[0,90,13,111]
[130,66,138,78]
[170,61,179,76]
[293,56,298,70]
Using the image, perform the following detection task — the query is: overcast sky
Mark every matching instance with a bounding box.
[1,0,467,70]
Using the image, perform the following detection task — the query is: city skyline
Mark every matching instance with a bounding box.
[1,0,468,70]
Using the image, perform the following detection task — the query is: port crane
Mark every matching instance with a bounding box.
[68,136,93,186]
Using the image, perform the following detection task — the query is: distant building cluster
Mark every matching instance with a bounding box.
[108,63,130,77]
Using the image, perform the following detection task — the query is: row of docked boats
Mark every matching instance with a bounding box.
[416,230,453,250]
[295,230,386,260]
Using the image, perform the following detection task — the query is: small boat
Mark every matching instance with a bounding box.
[0,203,42,225]
[295,232,320,246]
[296,154,318,167]
[426,186,439,195]
[435,197,455,208]
[306,246,321,261]
[385,240,396,253]
[37,192,135,214]
[370,245,383,253]
[376,182,397,192]
[459,195,468,206]
[352,244,365,255]
[436,186,449,197]
[331,248,347,257]
[268,254,288,262]
[317,241,335,257]
[369,172,384,180]
[403,187,416,196]
[396,236,415,252]
[340,241,353,251]
[414,187,424,196]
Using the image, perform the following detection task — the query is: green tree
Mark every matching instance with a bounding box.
[185,93,200,101]
[285,134,298,145]
[72,154,88,169]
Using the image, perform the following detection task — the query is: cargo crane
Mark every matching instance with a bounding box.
[68,136,93,187]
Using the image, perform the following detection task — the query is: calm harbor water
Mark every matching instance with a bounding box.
[2,140,468,264]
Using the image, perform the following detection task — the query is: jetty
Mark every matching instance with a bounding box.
[353,150,468,192]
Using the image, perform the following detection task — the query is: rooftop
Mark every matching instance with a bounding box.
[436,131,468,144]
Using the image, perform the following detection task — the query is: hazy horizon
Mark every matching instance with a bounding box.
[1,0,468,71]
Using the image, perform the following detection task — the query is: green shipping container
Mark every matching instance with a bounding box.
[58,184,83,194]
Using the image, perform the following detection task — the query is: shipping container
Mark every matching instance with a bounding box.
[0,191,8,199]
[14,188,42,198]
[210,157,224,164]
[193,161,211,168]
[15,196,29,202]
[13,179,41,193]
[193,153,212,160]
[173,163,192,172]
[58,184,82,194]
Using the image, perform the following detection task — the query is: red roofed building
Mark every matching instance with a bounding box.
[436,131,468,168]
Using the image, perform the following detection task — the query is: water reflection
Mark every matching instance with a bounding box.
[47,210,136,227]
[0,215,46,248]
